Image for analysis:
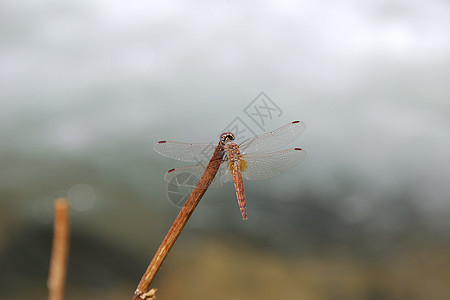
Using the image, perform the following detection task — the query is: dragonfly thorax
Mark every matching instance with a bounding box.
[224,142,243,161]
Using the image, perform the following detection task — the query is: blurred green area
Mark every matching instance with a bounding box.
[159,236,450,300]
[1,226,449,299]
[1,170,449,299]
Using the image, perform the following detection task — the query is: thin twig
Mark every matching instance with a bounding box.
[48,198,70,300]
[133,144,225,300]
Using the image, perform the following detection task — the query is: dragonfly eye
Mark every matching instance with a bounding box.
[220,132,235,144]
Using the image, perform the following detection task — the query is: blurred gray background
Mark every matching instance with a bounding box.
[1,1,449,299]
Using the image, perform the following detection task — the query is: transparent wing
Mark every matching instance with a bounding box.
[240,121,305,154]
[163,162,233,189]
[241,148,306,181]
[154,141,218,162]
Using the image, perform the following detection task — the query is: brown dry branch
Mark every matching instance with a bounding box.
[48,198,70,300]
[132,144,225,300]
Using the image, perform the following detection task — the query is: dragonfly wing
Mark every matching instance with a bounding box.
[154,141,218,162]
[214,162,234,187]
[164,163,233,189]
[242,148,306,181]
[240,121,305,154]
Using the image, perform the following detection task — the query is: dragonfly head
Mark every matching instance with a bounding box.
[220,132,235,145]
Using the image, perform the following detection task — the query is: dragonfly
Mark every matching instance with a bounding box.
[154,121,306,220]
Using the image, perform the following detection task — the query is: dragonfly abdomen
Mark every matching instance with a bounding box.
[231,166,247,220]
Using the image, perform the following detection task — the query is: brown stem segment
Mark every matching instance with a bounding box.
[133,145,224,299]
[48,198,70,300]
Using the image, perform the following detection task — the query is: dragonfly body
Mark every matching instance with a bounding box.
[154,121,306,220]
